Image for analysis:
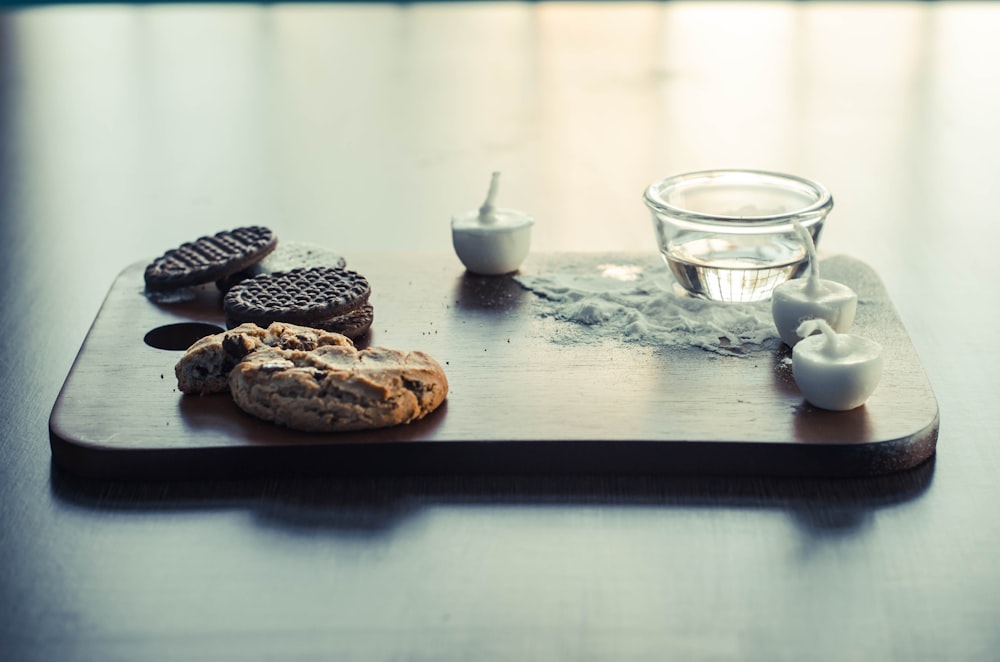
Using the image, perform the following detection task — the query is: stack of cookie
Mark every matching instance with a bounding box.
[223,267,374,340]
[144,226,373,340]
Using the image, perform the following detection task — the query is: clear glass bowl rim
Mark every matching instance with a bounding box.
[643,169,834,227]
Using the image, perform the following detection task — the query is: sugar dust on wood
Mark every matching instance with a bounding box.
[514,256,781,355]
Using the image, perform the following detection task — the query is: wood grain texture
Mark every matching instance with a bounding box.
[49,253,938,479]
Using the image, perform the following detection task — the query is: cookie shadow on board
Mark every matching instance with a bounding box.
[142,281,226,322]
[48,449,935,541]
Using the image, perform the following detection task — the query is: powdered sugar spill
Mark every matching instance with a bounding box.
[514,257,780,355]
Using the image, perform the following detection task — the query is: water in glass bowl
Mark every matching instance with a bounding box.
[663,234,807,303]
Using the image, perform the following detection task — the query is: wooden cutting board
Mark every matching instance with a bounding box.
[49,253,939,480]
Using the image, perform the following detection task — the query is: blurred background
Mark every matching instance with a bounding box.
[3,2,996,258]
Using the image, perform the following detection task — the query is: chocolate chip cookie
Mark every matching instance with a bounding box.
[228,344,449,432]
[175,322,353,395]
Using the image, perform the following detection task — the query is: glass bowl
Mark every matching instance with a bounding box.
[643,169,833,302]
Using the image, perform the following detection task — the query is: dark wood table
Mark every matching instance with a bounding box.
[2,2,998,660]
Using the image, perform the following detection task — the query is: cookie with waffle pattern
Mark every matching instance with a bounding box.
[223,266,371,329]
[144,226,277,291]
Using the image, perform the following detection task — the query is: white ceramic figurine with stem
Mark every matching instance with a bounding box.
[792,318,883,411]
[771,220,858,346]
[451,172,535,276]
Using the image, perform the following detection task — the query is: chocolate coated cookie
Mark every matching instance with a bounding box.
[144,226,277,291]
[223,267,371,327]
